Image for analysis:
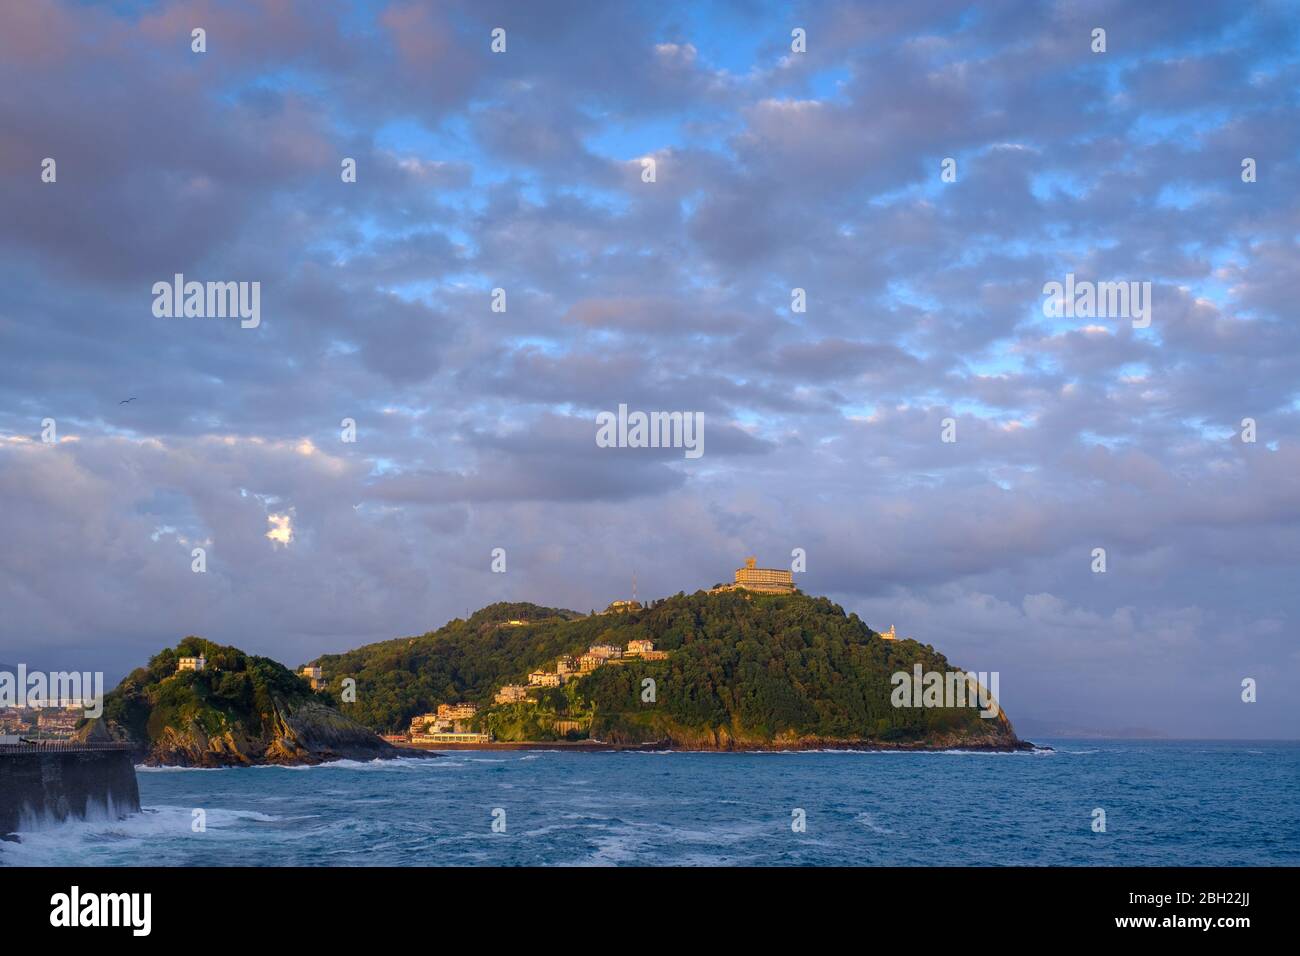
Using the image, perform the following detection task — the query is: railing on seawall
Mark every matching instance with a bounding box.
[0,741,136,755]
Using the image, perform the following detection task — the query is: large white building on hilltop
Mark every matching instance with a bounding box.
[711,557,796,595]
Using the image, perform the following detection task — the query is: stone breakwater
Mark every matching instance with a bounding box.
[0,746,141,834]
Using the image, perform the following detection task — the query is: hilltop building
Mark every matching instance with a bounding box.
[528,670,562,687]
[177,655,206,673]
[299,665,326,690]
[733,556,795,594]
[710,557,796,595]
[597,571,643,616]
[879,625,898,641]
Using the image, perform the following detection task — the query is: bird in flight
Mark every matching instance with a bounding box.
[119,397,136,404]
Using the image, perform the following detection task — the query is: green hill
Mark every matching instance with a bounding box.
[83,638,410,766]
[314,591,1026,750]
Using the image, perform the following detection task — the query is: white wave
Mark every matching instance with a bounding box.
[14,793,137,833]
[136,764,233,772]
[253,756,438,771]
[137,755,438,773]
[0,804,280,867]
[855,812,896,835]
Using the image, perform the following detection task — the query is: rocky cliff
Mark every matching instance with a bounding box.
[88,697,410,767]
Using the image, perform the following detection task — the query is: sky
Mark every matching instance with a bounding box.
[0,0,1297,738]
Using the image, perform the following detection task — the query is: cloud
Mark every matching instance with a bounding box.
[266,511,295,546]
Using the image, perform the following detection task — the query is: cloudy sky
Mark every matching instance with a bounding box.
[1,0,1297,738]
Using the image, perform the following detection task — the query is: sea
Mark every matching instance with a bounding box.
[2,740,1296,866]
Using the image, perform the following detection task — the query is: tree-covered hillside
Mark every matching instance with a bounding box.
[312,602,615,731]
[312,592,1022,748]
[84,638,405,766]
[99,637,325,745]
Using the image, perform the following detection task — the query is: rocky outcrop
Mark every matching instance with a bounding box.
[85,697,424,767]
[83,637,433,768]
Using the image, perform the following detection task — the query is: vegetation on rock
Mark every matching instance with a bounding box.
[87,638,405,766]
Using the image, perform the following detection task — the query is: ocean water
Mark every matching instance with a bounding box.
[2,740,1297,866]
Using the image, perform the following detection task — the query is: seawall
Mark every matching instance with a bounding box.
[0,746,141,834]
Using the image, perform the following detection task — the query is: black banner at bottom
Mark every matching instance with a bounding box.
[0,865,1282,941]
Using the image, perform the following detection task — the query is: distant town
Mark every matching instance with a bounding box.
[0,702,84,742]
